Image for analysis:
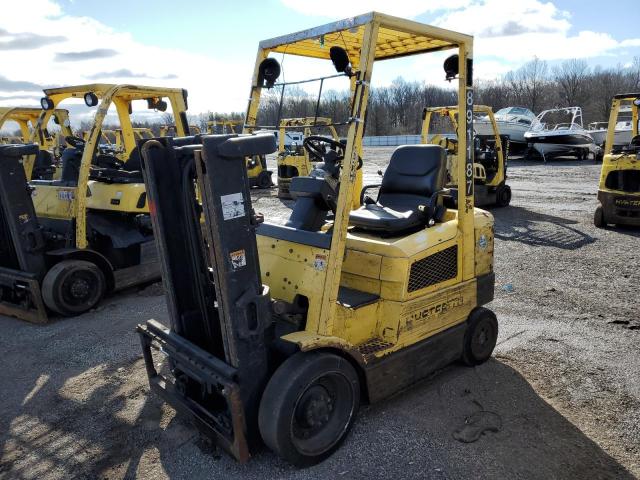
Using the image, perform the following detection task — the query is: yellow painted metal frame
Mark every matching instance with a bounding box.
[35,84,189,249]
[0,107,72,176]
[598,94,640,192]
[160,124,201,136]
[421,105,505,187]
[245,12,476,340]
[206,120,242,134]
[0,107,71,145]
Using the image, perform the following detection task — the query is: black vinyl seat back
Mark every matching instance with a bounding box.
[377,145,447,211]
[350,145,447,235]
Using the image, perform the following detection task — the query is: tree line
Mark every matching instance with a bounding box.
[192,56,640,137]
[70,56,639,138]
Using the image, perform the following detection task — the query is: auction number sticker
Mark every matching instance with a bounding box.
[58,190,74,201]
[220,192,245,220]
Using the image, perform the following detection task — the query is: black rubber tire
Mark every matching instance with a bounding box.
[258,351,360,467]
[257,170,273,189]
[495,184,511,207]
[42,260,106,316]
[462,307,498,366]
[594,205,606,229]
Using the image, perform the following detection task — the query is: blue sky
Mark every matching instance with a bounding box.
[1,0,638,114]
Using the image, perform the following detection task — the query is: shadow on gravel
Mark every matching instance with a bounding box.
[0,318,633,479]
[492,206,595,250]
[604,224,640,238]
[508,158,598,168]
[0,298,194,480]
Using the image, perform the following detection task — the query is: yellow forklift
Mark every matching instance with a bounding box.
[206,119,242,134]
[205,119,273,188]
[0,84,189,322]
[595,94,640,228]
[422,105,511,207]
[0,107,73,179]
[137,12,497,467]
[275,117,341,198]
[159,124,201,136]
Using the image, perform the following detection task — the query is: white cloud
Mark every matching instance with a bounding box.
[279,0,471,18]
[432,0,640,73]
[279,0,640,82]
[0,0,251,116]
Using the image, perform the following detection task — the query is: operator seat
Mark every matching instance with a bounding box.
[349,144,447,234]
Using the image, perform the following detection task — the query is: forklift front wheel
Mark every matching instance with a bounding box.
[258,351,360,467]
[42,260,106,317]
[257,170,273,189]
[462,307,498,366]
[594,205,606,229]
[495,184,511,208]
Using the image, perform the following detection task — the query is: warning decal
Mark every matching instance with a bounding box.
[221,192,245,220]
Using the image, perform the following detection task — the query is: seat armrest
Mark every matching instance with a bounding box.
[359,184,382,204]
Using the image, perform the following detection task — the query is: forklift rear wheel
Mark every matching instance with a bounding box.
[258,351,360,467]
[257,171,273,189]
[462,307,498,366]
[594,205,606,229]
[495,185,511,207]
[42,260,106,316]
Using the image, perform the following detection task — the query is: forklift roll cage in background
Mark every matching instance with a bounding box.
[244,12,476,333]
[0,107,71,145]
[0,107,72,178]
[421,105,510,207]
[36,84,189,249]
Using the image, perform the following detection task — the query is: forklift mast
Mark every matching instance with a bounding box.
[0,144,48,322]
[138,133,277,462]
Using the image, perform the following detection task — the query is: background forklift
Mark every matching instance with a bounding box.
[137,12,497,467]
[205,119,273,188]
[0,107,73,179]
[275,117,341,199]
[0,84,189,322]
[595,93,640,228]
[422,105,511,207]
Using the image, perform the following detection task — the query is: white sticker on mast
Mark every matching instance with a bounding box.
[220,192,245,220]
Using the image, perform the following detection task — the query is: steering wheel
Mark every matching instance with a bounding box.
[303,135,345,162]
[65,135,86,149]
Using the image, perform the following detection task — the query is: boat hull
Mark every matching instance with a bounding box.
[476,120,529,143]
[525,132,594,157]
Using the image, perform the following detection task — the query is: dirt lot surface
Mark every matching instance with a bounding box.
[1,147,639,479]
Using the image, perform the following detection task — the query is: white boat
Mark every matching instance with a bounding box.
[524,107,595,160]
[586,122,608,146]
[475,106,538,144]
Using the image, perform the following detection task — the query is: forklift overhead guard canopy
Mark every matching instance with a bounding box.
[260,11,469,62]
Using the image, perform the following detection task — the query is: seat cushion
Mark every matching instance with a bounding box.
[349,202,424,233]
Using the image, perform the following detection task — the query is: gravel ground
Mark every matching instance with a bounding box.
[1,147,639,479]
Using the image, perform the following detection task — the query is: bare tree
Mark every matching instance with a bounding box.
[505,57,550,112]
[554,59,589,106]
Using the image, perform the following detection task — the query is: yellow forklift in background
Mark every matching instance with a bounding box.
[0,107,73,179]
[422,105,511,207]
[137,12,497,467]
[206,118,273,188]
[206,119,242,134]
[276,117,341,198]
[159,124,201,136]
[594,94,640,228]
[0,84,189,322]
